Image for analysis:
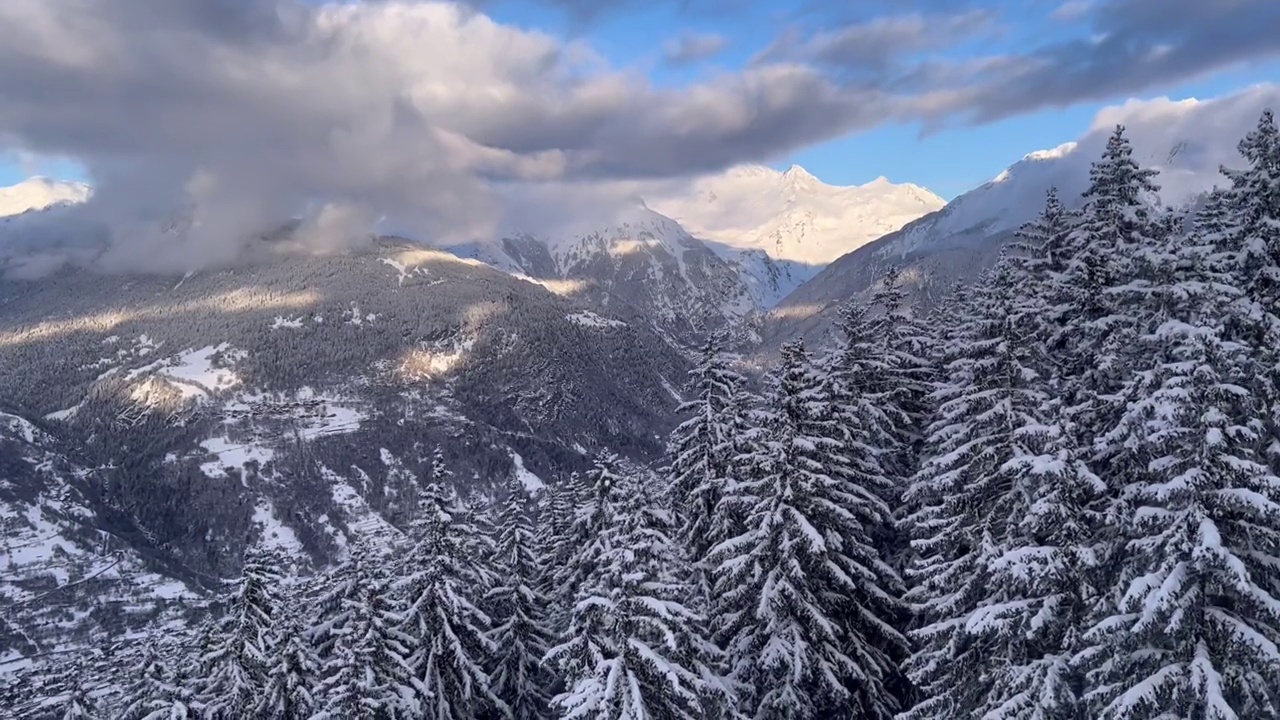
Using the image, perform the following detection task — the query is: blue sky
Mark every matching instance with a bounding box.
[1,0,1277,202]
[476,0,1280,198]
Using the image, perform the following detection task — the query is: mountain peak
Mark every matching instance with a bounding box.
[0,176,92,217]
[782,164,817,181]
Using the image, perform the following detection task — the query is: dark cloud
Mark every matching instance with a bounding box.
[935,0,1280,123]
[662,32,729,66]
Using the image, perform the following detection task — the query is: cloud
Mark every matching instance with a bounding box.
[923,0,1280,124]
[662,32,729,66]
[1051,0,1092,22]
[0,0,898,276]
[755,11,995,73]
[2,0,1277,279]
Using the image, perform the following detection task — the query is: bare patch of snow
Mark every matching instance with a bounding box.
[509,451,545,492]
[271,315,304,329]
[199,437,275,479]
[252,501,304,556]
[566,311,627,329]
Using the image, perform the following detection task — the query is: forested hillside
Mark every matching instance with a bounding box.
[7,111,1280,720]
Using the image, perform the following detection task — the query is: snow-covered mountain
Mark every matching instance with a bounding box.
[0,177,90,218]
[649,164,945,304]
[766,83,1280,349]
[0,238,696,659]
[444,200,759,344]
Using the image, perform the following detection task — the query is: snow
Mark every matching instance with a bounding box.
[0,176,91,217]
[43,404,81,421]
[660,376,683,402]
[271,315,304,329]
[887,83,1280,260]
[199,436,276,479]
[566,311,627,329]
[649,163,945,268]
[126,343,244,402]
[252,501,304,556]
[0,411,43,444]
[509,451,545,492]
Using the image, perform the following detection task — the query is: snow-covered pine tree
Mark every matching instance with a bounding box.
[314,541,417,720]
[546,470,727,720]
[900,256,1099,720]
[551,451,626,623]
[712,339,906,720]
[484,478,554,720]
[665,334,752,600]
[1054,124,1162,454]
[1009,188,1075,368]
[1217,110,1280,463]
[538,471,583,635]
[1080,175,1280,719]
[256,623,321,719]
[866,266,935,482]
[115,640,198,720]
[396,469,505,719]
[194,544,285,719]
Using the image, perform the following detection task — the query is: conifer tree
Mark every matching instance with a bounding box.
[552,450,626,620]
[713,340,906,719]
[1082,186,1280,719]
[547,471,726,720]
[195,545,284,719]
[665,334,751,599]
[901,258,1098,720]
[397,470,505,719]
[116,640,197,720]
[485,479,554,720]
[257,625,320,719]
[314,542,417,719]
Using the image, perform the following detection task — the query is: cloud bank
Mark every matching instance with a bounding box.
[0,0,1276,277]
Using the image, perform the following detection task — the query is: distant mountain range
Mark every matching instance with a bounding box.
[765,83,1280,349]
[650,164,945,304]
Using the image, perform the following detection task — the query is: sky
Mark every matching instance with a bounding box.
[0,0,1277,269]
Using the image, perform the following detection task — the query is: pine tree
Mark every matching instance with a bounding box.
[713,340,906,719]
[397,471,505,719]
[1055,124,1162,451]
[552,450,626,621]
[1218,110,1280,470]
[314,542,417,720]
[195,544,285,718]
[547,471,726,720]
[485,479,554,720]
[539,471,583,635]
[257,625,320,719]
[115,640,197,720]
[900,258,1099,720]
[665,334,752,599]
[866,265,935,483]
[1082,186,1280,719]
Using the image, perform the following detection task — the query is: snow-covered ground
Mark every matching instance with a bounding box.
[566,311,627,329]
[508,451,545,492]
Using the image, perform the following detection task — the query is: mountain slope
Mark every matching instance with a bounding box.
[650,164,945,304]
[444,201,759,343]
[766,83,1280,349]
[0,238,693,659]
